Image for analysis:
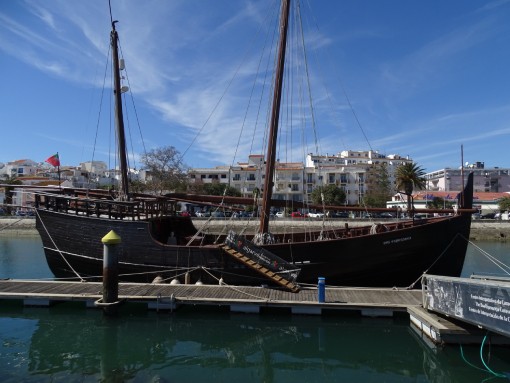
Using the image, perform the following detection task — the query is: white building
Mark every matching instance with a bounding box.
[188,150,413,205]
[188,155,305,201]
[425,162,510,193]
[0,159,39,179]
[388,189,509,215]
[305,150,413,205]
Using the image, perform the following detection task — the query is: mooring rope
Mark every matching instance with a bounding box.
[35,209,85,282]
[0,218,25,232]
[406,232,464,289]
[200,266,276,301]
[463,235,510,276]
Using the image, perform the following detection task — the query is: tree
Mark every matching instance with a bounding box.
[363,164,392,207]
[498,196,510,211]
[395,162,426,212]
[427,197,454,210]
[202,183,241,197]
[129,179,149,194]
[140,146,187,194]
[310,184,346,206]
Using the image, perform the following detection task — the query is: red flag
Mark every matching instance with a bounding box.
[45,153,60,167]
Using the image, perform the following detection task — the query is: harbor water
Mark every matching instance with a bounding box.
[0,235,509,382]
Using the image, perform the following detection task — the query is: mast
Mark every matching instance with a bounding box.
[460,144,465,208]
[259,0,291,235]
[111,21,130,200]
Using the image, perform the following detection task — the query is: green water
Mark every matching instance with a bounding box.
[0,304,508,382]
[0,236,509,382]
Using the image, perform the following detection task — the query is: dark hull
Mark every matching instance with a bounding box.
[35,209,471,288]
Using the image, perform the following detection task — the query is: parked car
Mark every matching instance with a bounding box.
[331,211,349,218]
[379,212,395,219]
[233,211,249,218]
[307,212,324,218]
[290,211,304,218]
[275,211,285,218]
[211,211,225,218]
[480,212,495,219]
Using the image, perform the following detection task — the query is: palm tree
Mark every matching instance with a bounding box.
[395,163,426,214]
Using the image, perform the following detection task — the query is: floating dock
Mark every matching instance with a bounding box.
[0,278,508,346]
[0,279,420,316]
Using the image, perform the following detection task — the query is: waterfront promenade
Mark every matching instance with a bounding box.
[1,217,509,240]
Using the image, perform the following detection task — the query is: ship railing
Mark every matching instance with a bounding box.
[34,192,175,221]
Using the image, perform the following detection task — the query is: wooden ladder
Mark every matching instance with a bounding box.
[220,244,300,292]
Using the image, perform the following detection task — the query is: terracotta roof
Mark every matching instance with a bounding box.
[413,190,508,201]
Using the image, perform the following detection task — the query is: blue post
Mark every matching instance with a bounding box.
[318,277,325,303]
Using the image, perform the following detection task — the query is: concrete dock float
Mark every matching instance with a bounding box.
[0,279,508,346]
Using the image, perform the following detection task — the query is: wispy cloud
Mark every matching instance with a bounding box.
[380,17,499,99]
[1,0,509,172]
[474,0,510,13]
[27,4,56,30]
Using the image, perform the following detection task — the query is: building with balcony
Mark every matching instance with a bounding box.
[188,150,414,205]
[425,162,510,193]
[305,150,413,205]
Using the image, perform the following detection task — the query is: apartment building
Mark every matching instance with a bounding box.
[187,155,305,202]
[304,150,412,205]
[188,150,413,205]
[425,162,510,193]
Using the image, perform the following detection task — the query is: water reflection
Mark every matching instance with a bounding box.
[1,304,508,382]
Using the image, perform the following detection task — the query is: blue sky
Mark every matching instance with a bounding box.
[1,0,510,173]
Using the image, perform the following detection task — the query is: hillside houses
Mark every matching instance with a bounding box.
[2,152,510,214]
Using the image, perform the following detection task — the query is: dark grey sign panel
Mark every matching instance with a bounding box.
[423,275,510,338]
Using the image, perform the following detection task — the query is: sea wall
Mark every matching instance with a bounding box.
[1,217,509,241]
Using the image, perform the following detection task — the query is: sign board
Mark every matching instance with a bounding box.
[423,275,510,338]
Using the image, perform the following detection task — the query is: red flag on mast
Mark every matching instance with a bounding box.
[45,153,60,167]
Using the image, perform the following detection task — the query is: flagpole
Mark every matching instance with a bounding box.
[56,152,61,190]
[44,153,61,188]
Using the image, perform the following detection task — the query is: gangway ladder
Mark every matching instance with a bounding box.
[220,244,300,293]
